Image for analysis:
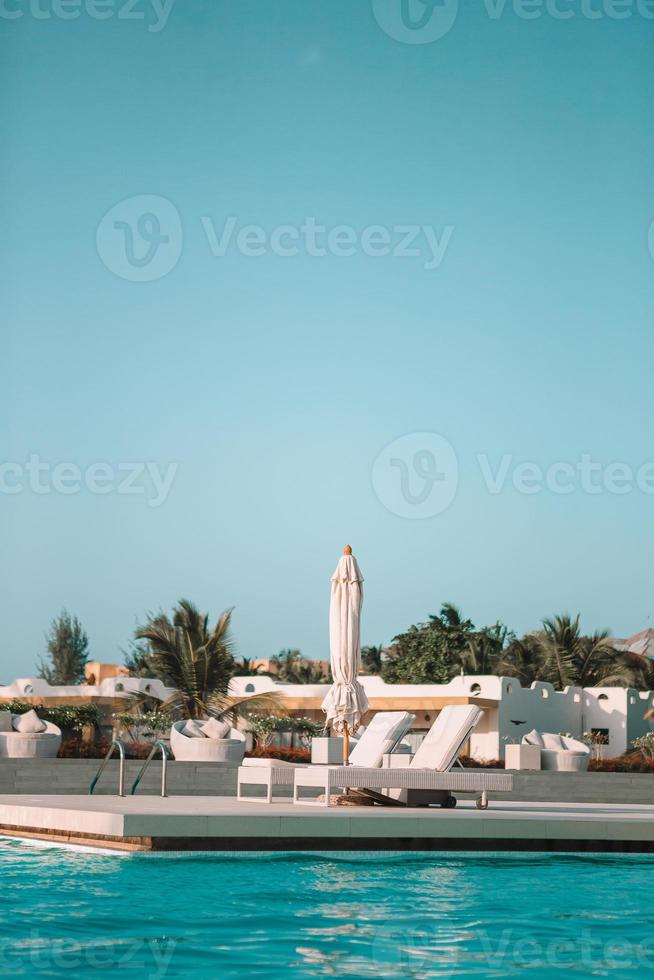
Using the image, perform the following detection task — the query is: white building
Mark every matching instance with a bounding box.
[230,673,654,760]
[2,668,653,760]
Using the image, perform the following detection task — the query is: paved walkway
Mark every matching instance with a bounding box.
[1,795,653,852]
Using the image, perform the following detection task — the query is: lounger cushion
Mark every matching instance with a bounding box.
[12,710,47,734]
[542,733,565,751]
[410,705,482,772]
[201,718,231,740]
[181,719,206,738]
[523,730,544,748]
[348,711,414,768]
[241,757,302,769]
[0,711,12,733]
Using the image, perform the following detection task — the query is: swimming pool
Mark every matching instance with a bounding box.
[1,839,652,978]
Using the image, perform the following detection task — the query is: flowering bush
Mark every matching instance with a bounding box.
[113,708,173,743]
[0,700,100,734]
[246,714,323,749]
[632,733,654,762]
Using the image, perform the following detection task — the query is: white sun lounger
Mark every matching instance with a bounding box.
[237,711,415,803]
[292,705,513,808]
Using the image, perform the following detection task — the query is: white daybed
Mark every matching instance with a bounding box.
[292,705,513,808]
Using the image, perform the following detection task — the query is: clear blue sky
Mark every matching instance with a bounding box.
[2,1,653,681]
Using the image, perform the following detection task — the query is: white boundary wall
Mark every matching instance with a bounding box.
[3,673,653,761]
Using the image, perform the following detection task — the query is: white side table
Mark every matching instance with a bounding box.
[505,743,541,771]
[311,736,345,765]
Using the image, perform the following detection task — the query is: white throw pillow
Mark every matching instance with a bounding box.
[542,733,565,751]
[201,717,231,740]
[0,711,12,732]
[12,709,47,734]
[181,719,206,738]
[523,729,544,748]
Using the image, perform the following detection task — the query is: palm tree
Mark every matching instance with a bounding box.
[135,600,281,720]
[496,633,544,686]
[271,649,303,682]
[461,623,509,675]
[537,614,583,689]
[361,644,384,675]
[237,657,264,676]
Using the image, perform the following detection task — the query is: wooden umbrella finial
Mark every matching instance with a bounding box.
[344,544,352,555]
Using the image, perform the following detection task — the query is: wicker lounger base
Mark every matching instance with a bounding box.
[293,766,513,808]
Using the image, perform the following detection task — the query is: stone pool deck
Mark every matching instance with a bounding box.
[1,795,654,853]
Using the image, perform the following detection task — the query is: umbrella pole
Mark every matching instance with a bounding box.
[343,722,349,765]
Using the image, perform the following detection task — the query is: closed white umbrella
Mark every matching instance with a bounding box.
[321,545,369,763]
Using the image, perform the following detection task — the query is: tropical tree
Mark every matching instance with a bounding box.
[134,599,281,720]
[461,623,511,676]
[496,614,653,691]
[38,610,89,685]
[495,633,544,686]
[237,657,265,677]
[382,604,491,684]
[270,649,329,683]
[361,644,384,675]
[537,614,650,689]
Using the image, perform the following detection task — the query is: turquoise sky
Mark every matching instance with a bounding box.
[2,1,653,680]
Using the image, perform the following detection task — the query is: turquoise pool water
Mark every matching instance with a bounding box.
[1,840,653,978]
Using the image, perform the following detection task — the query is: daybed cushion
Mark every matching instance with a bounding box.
[523,729,544,748]
[348,711,414,768]
[12,710,47,734]
[542,733,565,751]
[410,705,482,772]
[241,757,302,769]
[0,711,12,733]
[181,719,206,738]
[201,717,231,740]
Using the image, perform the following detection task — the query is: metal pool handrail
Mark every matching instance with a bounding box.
[130,740,169,798]
[89,739,126,797]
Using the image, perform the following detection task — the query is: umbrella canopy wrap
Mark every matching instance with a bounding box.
[322,547,369,740]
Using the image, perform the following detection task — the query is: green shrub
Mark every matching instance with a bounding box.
[0,700,100,733]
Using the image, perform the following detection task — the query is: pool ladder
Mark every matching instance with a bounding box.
[130,740,169,798]
[88,739,170,798]
[89,739,126,797]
